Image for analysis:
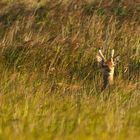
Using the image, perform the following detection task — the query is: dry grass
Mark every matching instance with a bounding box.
[0,0,139,140]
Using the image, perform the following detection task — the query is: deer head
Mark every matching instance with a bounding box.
[96,49,119,90]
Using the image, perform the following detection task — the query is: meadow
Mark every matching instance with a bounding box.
[0,0,139,140]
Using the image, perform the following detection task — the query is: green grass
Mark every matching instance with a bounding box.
[0,0,139,140]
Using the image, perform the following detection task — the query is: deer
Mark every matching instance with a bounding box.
[96,49,119,91]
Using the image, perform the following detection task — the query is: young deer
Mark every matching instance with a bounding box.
[96,49,119,91]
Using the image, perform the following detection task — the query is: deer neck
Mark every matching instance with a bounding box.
[103,67,114,89]
[108,67,114,85]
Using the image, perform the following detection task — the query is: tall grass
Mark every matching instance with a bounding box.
[0,0,139,140]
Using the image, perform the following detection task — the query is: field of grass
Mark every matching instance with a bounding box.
[0,0,139,140]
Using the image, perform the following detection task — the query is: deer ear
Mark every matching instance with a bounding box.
[114,55,120,65]
[96,55,103,63]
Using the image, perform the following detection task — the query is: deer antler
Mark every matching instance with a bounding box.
[98,49,106,61]
[111,49,114,58]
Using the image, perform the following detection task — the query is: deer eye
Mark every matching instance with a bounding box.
[101,63,111,71]
[102,63,108,67]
